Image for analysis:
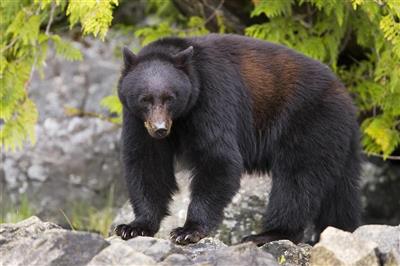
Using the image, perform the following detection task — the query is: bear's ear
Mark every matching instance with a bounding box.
[172,46,194,68]
[122,46,137,67]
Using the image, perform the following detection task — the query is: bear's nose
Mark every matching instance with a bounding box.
[155,128,168,138]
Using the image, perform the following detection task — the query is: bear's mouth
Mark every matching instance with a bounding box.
[144,120,172,139]
[144,106,172,139]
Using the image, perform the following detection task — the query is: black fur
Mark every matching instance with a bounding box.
[115,34,362,245]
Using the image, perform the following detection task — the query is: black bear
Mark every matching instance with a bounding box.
[115,34,361,245]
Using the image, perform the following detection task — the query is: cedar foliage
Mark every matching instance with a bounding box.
[245,0,400,158]
[0,0,118,151]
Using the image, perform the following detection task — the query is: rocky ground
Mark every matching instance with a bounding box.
[0,216,399,266]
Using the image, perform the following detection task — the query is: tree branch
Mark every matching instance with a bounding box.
[45,1,57,35]
[203,0,225,26]
[364,151,400,160]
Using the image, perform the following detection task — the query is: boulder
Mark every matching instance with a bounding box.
[179,237,228,263]
[124,236,184,262]
[0,216,60,245]
[160,253,192,266]
[353,224,400,265]
[1,225,108,266]
[213,242,279,266]
[88,242,157,266]
[262,240,311,266]
[310,227,379,266]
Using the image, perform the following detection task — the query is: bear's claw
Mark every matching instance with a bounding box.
[170,226,207,245]
[115,223,152,240]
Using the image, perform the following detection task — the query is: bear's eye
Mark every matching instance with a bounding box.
[139,95,153,104]
[163,95,175,103]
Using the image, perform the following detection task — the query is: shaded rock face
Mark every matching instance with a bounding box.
[361,160,400,225]
[2,217,399,266]
[0,37,128,222]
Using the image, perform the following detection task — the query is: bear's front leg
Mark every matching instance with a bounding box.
[115,144,177,240]
[170,149,242,245]
[115,114,177,240]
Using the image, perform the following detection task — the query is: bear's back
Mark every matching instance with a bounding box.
[188,34,342,127]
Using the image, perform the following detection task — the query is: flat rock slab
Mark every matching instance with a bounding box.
[125,236,185,262]
[0,227,108,266]
[213,242,279,266]
[88,242,157,266]
[0,216,60,245]
[354,224,400,265]
[311,227,379,266]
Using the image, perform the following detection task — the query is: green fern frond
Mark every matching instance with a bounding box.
[66,0,118,40]
[251,0,293,18]
[100,95,122,116]
[50,35,83,61]
[1,98,38,152]
[362,116,400,159]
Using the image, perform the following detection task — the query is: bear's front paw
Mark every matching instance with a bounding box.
[114,223,154,240]
[170,225,207,245]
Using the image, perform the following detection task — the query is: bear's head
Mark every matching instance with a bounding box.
[118,46,197,139]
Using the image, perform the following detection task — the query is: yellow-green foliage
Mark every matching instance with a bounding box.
[67,0,118,40]
[100,95,123,124]
[246,0,400,158]
[0,195,35,224]
[1,0,118,152]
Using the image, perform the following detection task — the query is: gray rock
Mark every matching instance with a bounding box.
[310,227,380,266]
[180,237,228,263]
[1,228,108,266]
[160,253,192,266]
[213,242,279,266]
[88,242,157,266]
[262,240,311,266]
[126,236,184,262]
[354,224,400,265]
[3,115,124,223]
[27,164,47,181]
[0,216,60,245]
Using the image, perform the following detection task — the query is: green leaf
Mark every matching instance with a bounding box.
[363,116,400,158]
[66,0,118,40]
[251,0,293,18]
[100,95,122,116]
[50,35,83,61]
[1,98,38,152]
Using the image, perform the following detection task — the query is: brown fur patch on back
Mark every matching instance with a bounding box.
[240,50,299,128]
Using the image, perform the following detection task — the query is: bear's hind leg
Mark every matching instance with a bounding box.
[242,166,322,245]
[314,139,361,240]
